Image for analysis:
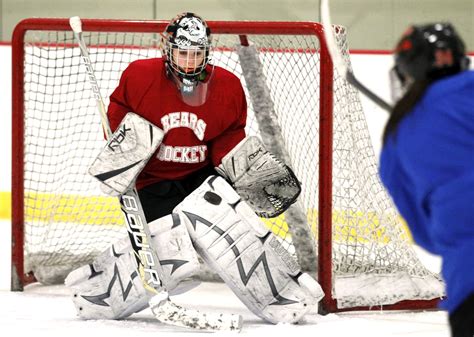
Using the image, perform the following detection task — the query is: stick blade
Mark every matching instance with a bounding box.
[150,295,243,332]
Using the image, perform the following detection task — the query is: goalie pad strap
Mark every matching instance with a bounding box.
[174,176,323,324]
[216,136,301,218]
[89,112,164,195]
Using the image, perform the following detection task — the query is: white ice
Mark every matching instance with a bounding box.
[0,43,459,337]
[0,220,450,337]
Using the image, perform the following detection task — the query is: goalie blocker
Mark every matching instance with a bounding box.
[89,112,164,196]
[216,136,301,218]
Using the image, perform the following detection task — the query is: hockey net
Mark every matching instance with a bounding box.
[11,18,443,312]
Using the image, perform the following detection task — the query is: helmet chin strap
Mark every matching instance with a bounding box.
[166,63,210,106]
[185,68,208,85]
[181,76,198,95]
[167,62,207,89]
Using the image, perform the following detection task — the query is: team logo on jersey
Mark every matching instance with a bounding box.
[161,112,207,140]
[158,112,208,164]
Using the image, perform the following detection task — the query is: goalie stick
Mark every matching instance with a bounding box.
[319,0,392,113]
[69,16,242,331]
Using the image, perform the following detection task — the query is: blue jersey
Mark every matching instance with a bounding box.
[379,70,474,313]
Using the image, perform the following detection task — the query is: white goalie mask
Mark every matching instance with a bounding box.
[163,13,214,106]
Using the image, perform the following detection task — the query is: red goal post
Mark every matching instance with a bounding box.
[11,18,442,313]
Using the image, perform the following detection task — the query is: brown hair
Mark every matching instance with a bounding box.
[382,79,432,144]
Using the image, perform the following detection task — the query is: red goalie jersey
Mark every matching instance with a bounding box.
[107,58,247,189]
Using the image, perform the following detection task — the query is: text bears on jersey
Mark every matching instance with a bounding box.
[161,111,207,141]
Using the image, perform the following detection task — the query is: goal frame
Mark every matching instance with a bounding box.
[11,18,439,313]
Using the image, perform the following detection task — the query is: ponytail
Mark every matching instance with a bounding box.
[382,79,432,144]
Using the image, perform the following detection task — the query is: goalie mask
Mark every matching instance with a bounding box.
[163,12,213,106]
[390,22,470,101]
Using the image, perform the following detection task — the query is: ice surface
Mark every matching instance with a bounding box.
[1,221,449,336]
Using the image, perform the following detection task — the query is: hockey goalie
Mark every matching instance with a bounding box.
[65,114,323,324]
[65,12,323,326]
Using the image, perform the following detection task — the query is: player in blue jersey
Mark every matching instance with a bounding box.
[379,23,473,337]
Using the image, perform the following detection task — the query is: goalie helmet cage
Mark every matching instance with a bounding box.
[11,18,443,313]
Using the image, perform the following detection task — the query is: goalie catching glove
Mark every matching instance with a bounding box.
[89,112,163,196]
[216,136,301,218]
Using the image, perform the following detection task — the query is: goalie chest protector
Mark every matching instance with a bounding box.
[107,58,247,188]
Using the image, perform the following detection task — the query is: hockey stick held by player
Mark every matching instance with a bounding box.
[65,213,202,320]
[320,0,392,112]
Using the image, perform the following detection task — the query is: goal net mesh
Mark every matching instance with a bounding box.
[15,22,444,309]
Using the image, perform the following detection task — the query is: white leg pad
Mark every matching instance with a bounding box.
[65,213,201,320]
[149,213,202,293]
[174,176,324,324]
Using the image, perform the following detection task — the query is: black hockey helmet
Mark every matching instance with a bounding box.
[162,13,211,78]
[394,23,470,83]
[162,12,213,106]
